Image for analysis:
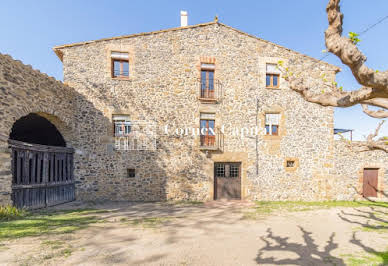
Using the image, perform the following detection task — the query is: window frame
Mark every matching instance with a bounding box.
[200,113,216,147]
[112,59,129,78]
[265,113,280,136]
[284,157,299,172]
[113,115,131,137]
[286,160,295,168]
[111,52,129,79]
[265,63,280,89]
[200,63,215,99]
[127,168,136,178]
[266,73,280,88]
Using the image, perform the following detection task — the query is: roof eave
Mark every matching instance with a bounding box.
[52,21,218,60]
[53,48,63,62]
[52,20,341,72]
[218,23,341,72]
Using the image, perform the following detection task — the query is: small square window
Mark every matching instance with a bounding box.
[127,168,136,178]
[286,160,295,168]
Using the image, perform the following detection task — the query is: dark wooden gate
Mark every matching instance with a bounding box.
[9,139,75,209]
[363,168,378,198]
[214,162,241,200]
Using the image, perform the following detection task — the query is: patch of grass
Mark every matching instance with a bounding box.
[342,249,388,266]
[60,247,73,258]
[242,211,265,220]
[129,217,172,228]
[36,208,111,216]
[0,206,27,221]
[42,240,66,250]
[40,244,74,261]
[0,208,103,240]
[243,201,388,219]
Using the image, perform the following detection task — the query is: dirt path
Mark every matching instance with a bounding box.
[1,201,387,265]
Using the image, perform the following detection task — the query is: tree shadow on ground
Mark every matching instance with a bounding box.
[338,207,388,231]
[49,201,250,265]
[337,203,388,264]
[255,227,345,265]
[350,232,388,266]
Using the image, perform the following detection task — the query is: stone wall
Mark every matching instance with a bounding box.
[0,53,84,205]
[1,22,386,205]
[56,22,352,201]
[333,141,388,200]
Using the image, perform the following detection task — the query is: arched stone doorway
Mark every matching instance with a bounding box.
[9,113,75,209]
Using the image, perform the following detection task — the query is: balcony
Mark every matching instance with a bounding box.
[114,122,131,137]
[199,131,224,151]
[114,121,157,151]
[197,78,223,103]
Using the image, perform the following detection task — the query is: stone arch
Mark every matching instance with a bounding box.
[7,112,76,209]
[0,53,79,207]
[5,105,75,148]
[9,113,66,147]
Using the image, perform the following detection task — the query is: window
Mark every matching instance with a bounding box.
[230,164,239,177]
[266,63,280,88]
[215,164,225,177]
[284,158,298,171]
[111,52,129,78]
[215,163,240,178]
[286,160,295,168]
[127,168,135,178]
[200,113,215,146]
[113,115,131,137]
[265,113,280,136]
[200,63,215,99]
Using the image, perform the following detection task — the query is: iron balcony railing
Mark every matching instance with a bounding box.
[199,130,224,151]
[114,122,131,137]
[197,78,223,102]
[114,121,157,151]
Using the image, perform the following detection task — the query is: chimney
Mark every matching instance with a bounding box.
[180,11,188,27]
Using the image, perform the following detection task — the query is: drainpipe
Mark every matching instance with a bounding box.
[256,97,259,175]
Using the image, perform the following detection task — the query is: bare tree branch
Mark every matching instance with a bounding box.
[283,0,388,108]
[279,0,388,152]
[286,75,385,108]
[362,104,388,118]
[339,121,388,152]
[325,0,388,91]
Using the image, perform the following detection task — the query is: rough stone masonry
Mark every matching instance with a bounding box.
[0,21,387,205]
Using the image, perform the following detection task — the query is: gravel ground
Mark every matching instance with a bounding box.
[1,200,387,266]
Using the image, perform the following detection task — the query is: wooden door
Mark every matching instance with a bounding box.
[214,162,241,200]
[363,168,378,198]
[9,139,75,209]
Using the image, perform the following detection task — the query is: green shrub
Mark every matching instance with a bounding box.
[0,206,27,221]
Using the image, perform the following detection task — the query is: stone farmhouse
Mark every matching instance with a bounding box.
[0,15,387,209]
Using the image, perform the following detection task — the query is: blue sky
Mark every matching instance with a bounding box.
[0,0,387,139]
